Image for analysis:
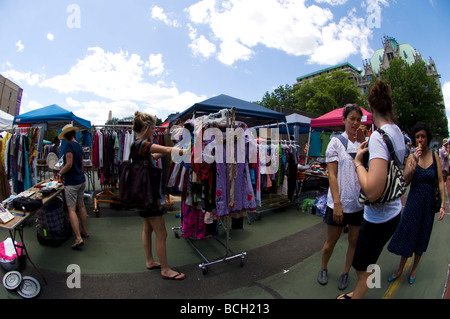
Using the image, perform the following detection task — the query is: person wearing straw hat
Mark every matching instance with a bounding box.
[439,138,449,182]
[58,124,88,249]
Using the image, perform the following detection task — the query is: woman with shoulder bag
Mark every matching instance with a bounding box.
[386,122,445,285]
[131,111,186,281]
[338,80,406,299]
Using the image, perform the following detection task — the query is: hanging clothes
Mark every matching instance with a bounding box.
[167,117,257,239]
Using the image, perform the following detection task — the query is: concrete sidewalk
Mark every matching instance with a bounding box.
[0,184,449,300]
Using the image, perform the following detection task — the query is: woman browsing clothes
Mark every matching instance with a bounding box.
[318,104,365,291]
[387,122,445,284]
[58,124,89,249]
[131,111,186,281]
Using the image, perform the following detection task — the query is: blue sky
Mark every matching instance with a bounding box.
[1,0,450,129]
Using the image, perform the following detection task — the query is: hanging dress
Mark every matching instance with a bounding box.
[387,153,438,257]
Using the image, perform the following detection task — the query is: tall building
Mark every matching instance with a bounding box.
[0,74,22,116]
[294,36,443,97]
[294,62,362,88]
[358,36,441,95]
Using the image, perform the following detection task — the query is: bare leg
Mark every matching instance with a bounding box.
[321,225,342,270]
[410,254,422,279]
[68,206,81,241]
[343,225,360,274]
[148,215,185,279]
[76,201,88,236]
[142,217,159,269]
[390,256,408,279]
[351,270,371,299]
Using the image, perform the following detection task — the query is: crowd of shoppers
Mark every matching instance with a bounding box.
[56,79,446,290]
[314,80,447,299]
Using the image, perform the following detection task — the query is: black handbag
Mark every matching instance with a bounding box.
[13,197,43,212]
[119,158,162,209]
[432,152,442,213]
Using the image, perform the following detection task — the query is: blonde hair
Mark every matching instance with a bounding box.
[133,111,156,133]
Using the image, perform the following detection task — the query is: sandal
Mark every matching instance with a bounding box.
[336,292,352,299]
[72,238,84,249]
[81,232,90,238]
[162,272,186,281]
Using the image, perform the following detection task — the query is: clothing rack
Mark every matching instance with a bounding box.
[247,140,302,224]
[171,107,247,275]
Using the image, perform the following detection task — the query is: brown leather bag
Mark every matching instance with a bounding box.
[119,159,162,208]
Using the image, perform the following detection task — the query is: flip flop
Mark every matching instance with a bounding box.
[71,238,84,249]
[147,264,161,270]
[162,272,186,281]
[336,293,352,299]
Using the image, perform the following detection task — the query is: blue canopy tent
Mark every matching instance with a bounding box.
[253,113,312,146]
[13,104,91,130]
[169,94,286,127]
[263,113,312,135]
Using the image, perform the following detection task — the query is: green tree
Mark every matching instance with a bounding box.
[379,58,448,139]
[256,84,295,110]
[293,70,362,114]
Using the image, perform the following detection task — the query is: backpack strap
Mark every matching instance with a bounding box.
[336,134,356,159]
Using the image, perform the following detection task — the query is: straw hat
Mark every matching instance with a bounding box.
[58,124,79,140]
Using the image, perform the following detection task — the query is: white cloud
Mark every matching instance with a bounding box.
[185,0,373,66]
[146,53,165,77]
[16,40,24,52]
[38,47,205,123]
[443,82,450,128]
[2,69,43,86]
[151,5,180,27]
[46,33,55,41]
[21,100,44,113]
[67,98,141,125]
[188,24,217,59]
[316,0,348,5]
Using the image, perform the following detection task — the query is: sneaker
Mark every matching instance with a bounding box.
[338,273,349,290]
[318,269,328,285]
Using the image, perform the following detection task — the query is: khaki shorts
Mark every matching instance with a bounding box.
[64,182,86,207]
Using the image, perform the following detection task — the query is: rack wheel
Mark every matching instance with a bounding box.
[201,266,209,275]
[174,231,180,239]
[240,257,245,267]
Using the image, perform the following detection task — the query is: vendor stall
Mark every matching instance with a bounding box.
[13,104,90,130]
[307,106,373,162]
[0,109,14,130]
[169,94,286,126]
[0,178,65,285]
[11,104,92,189]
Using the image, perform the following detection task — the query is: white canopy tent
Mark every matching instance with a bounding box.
[0,110,14,130]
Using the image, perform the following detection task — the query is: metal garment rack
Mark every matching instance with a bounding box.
[171,107,247,275]
[172,217,247,275]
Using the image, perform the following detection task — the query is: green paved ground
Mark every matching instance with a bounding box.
[0,186,449,299]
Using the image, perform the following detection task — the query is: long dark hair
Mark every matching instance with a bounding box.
[368,80,393,119]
